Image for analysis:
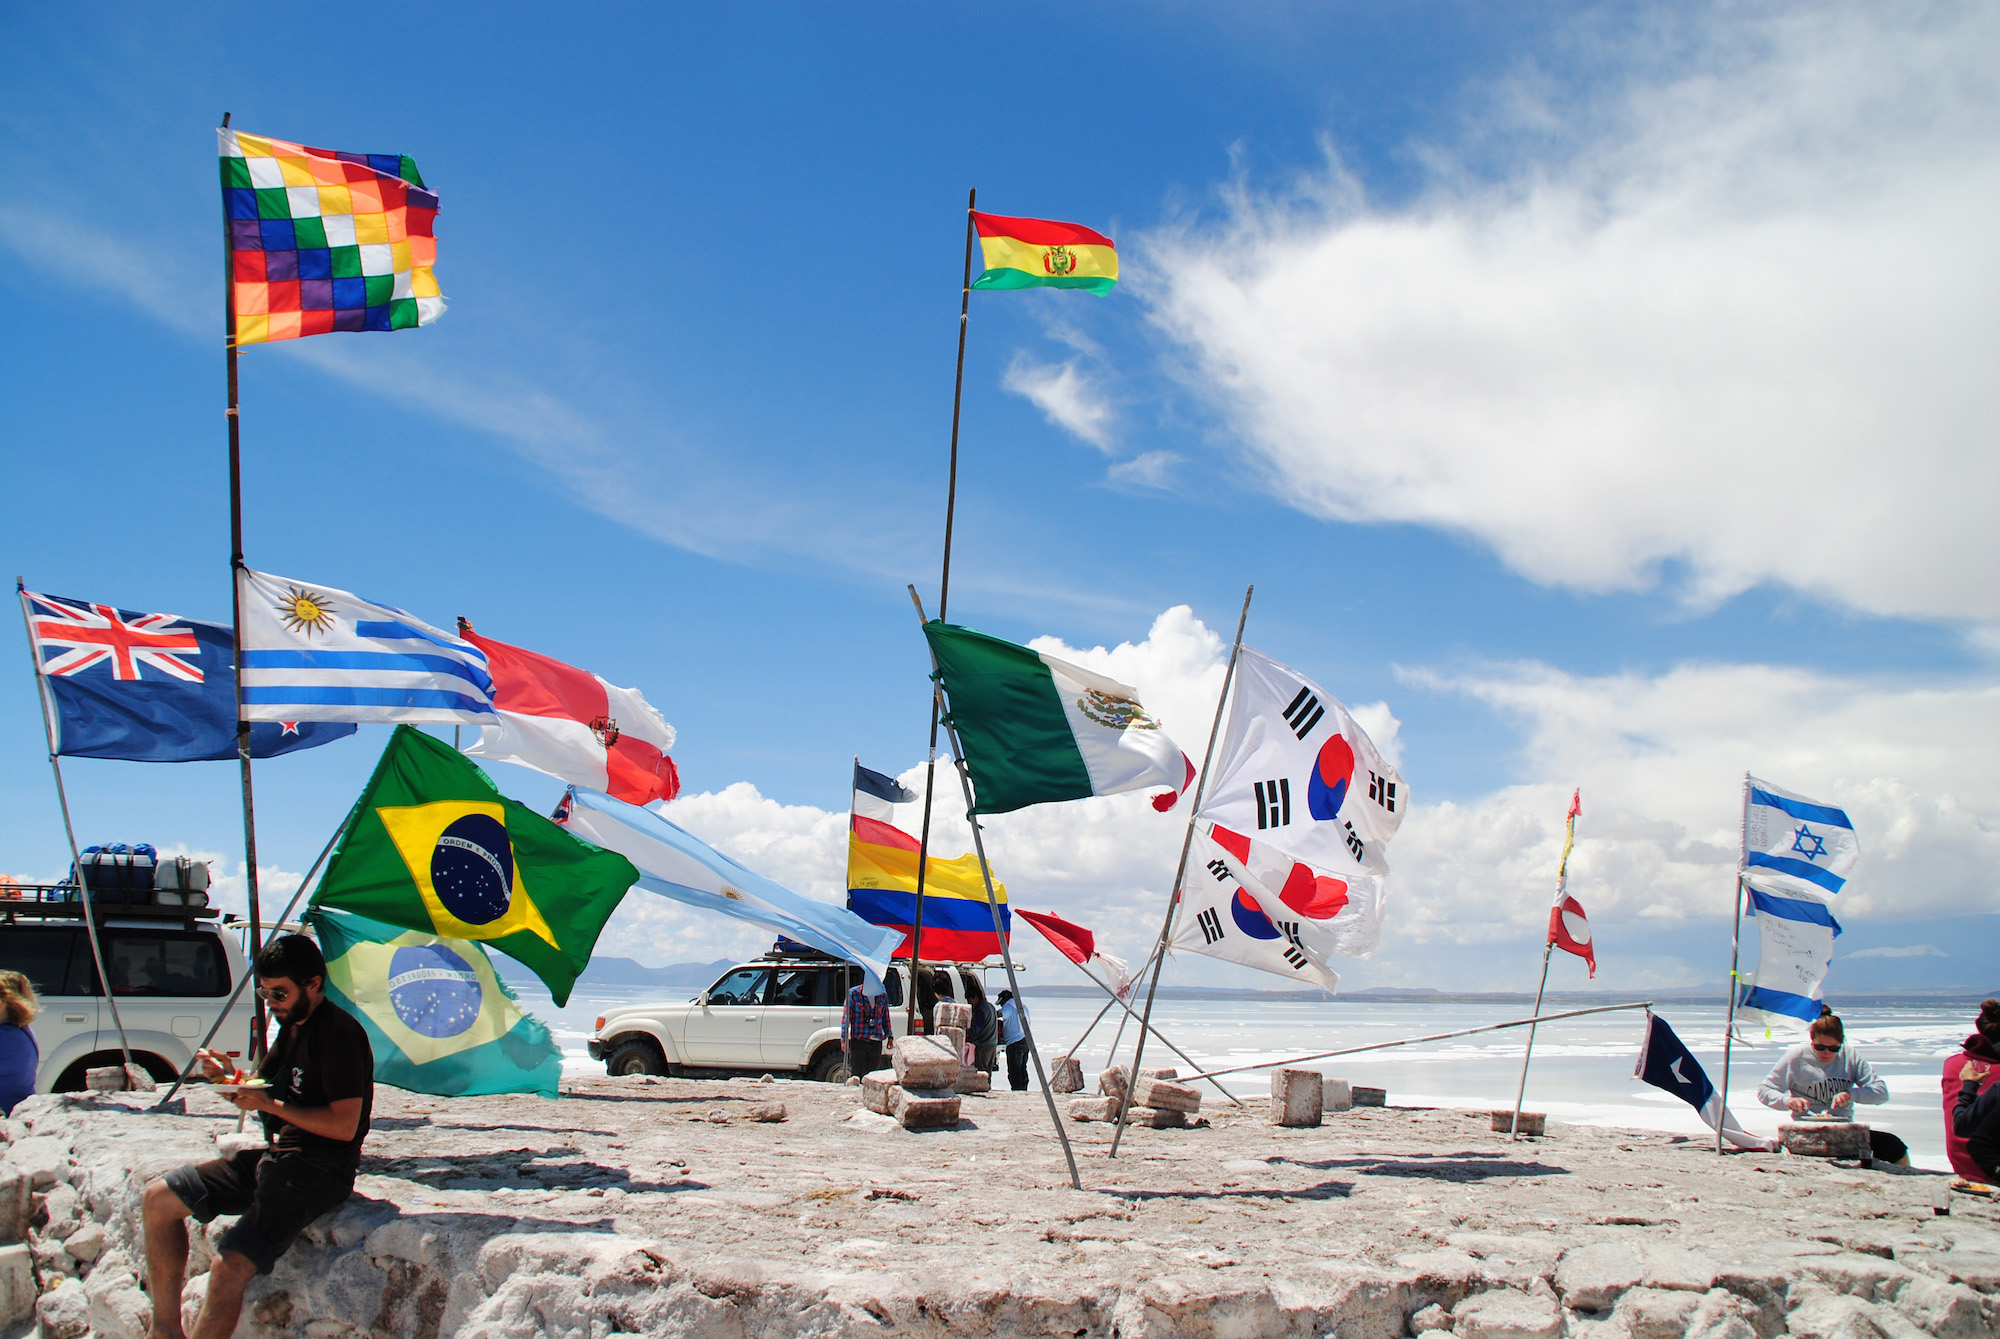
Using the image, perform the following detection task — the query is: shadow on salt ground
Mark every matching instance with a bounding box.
[555,1091,761,1107]
[360,1148,705,1194]
[1105,1180,1355,1202]
[334,1199,623,1237]
[1273,1155,1566,1182]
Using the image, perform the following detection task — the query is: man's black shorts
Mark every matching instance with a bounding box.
[163,1149,354,1274]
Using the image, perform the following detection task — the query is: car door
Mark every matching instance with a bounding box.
[760,966,836,1066]
[0,927,95,1088]
[679,967,769,1064]
[102,928,235,1074]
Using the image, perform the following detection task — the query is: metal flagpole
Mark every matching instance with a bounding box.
[1717,771,1752,1154]
[1063,938,1162,1059]
[1071,957,1242,1108]
[910,586,1081,1189]
[1109,584,1253,1159]
[1506,944,1554,1141]
[219,112,268,1062]
[17,585,138,1081]
[903,187,979,1036]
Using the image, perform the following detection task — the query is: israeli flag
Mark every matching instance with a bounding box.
[1742,776,1858,897]
[237,568,497,725]
[1737,888,1841,1029]
[1635,1012,1775,1151]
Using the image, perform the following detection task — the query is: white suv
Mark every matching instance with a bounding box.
[0,889,257,1091]
[589,948,987,1082]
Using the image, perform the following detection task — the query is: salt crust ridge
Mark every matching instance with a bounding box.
[2,1075,1997,1338]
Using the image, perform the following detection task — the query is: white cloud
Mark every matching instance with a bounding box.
[1146,3,2000,621]
[1106,450,1179,490]
[1844,944,1947,960]
[1002,353,1115,449]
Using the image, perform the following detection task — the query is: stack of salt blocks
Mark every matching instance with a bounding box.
[858,1001,990,1130]
[1068,1064,1201,1128]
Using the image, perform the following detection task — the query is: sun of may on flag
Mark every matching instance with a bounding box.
[923,620,1186,815]
[971,211,1117,295]
[220,128,444,345]
[311,726,638,1005]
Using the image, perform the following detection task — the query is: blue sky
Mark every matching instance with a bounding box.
[4,3,1995,999]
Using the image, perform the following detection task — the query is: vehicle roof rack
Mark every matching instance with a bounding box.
[766,937,844,962]
[0,884,219,930]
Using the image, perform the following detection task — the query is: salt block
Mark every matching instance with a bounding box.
[1781,1121,1870,1159]
[889,1085,960,1130]
[952,1069,991,1095]
[1138,1066,1178,1080]
[942,1025,967,1058]
[861,1072,896,1115]
[1323,1078,1354,1112]
[1270,1068,1324,1127]
[1492,1110,1546,1136]
[0,1169,27,1245]
[748,1102,788,1123]
[1128,1106,1188,1129]
[1050,1055,1084,1092]
[1132,1076,1201,1114]
[1068,1096,1119,1122]
[934,1000,972,1032]
[892,1034,960,1088]
[1097,1064,1129,1099]
[1352,1085,1387,1107]
[0,1243,31,1329]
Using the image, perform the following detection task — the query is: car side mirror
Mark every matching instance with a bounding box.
[697,990,710,1006]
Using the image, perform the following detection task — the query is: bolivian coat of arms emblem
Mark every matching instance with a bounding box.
[1042,245,1078,276]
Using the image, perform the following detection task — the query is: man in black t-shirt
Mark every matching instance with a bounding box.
[142,935,373,1339]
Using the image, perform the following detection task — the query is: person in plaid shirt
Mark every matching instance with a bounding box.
[842,978,892,1078]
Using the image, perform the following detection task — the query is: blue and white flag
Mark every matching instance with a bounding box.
[236,568,497,725]
[556,786,902,994]
[21,587,354,762]
[1742,776,1858,897]
[1636,1012,1776,1151]
[1738,887,1841,1029]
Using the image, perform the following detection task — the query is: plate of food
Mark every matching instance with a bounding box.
[210,1076,269,1094]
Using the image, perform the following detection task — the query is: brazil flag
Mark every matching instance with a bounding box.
[309,906,563,1098]
[311,725,637,1004]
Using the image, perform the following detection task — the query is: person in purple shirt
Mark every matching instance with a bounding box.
[0,971,40,1116]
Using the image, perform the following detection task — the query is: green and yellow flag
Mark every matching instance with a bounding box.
[311,726,637,1004]
[309,906,563,1098]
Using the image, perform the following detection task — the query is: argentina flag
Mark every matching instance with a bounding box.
[1741,775,1859,898]
[236,568,497,724]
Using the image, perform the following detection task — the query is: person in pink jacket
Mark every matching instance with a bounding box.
[1943,999,2000,1183]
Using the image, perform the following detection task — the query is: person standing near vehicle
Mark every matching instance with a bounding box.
[141,935,373,1339]
[1945,1000,2000,1182]
[0,971,41,1116]
[842,975,891,1078]
[964,977,998,1073]
[998,989,1030,1092]
[1757,1006,1903,1163]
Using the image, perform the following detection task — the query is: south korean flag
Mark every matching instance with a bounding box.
[1171,825,1345,994]
[1197,647,1406,875]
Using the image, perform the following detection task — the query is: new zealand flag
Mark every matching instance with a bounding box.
[22,589,354,762]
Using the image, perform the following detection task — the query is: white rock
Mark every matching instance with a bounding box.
[1410,1301,1451,1332]
[1453,1286,1563,1339]
[0,1168,26,1243]
[1097,1064,1129,1099]
[1615,1285,1702,1339]
[64,1219,107,1264]
[36,1276,90,1339]
[1685,1289,1762,1339]
[1557,1241,1646,1311]
[1641,1243,1720,1293]
[0,1242,32,1328]
[1050,1054,1083,1092]
[39,1181,83,1238]
[1783,1288,1894,1339]
[83,1253,151,1339]
[7,1134,69,1189]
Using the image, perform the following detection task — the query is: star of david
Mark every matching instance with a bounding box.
[1791,824,1827,860]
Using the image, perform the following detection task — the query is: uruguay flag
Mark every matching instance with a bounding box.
[1742,776,1859,897]
[1636,1012,1776,1151]
[21,587,353,762]
[236,568,497,724]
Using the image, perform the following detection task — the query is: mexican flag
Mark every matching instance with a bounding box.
[923,621,1189,815]
[310,725,638,1005]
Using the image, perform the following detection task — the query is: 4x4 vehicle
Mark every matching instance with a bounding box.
[588,943,994,1082]
[0,886,257,1092]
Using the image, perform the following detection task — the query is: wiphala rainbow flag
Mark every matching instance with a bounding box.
[219,128,445,345]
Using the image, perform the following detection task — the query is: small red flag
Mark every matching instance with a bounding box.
[1016,909,1095,966]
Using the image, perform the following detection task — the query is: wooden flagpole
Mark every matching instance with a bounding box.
[1109,584,1253,1159]
[220,112,268,1060]
[16,584,138,1080]
[911,585,1081,1189]
[1717,771,1752,1154]
[904,187,978,1034]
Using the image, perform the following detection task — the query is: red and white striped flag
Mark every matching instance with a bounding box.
[458,622,680,805]
[1548,789,1594,977]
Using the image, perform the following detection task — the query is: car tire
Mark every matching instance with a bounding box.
[808,1046,848,1084]
[606,1038,670,1077]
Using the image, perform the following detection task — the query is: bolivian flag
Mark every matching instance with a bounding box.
[311,726,638,1004]
[309,907,562,1098]
[971,211,1117,295]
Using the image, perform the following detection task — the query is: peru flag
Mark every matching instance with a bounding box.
[458,622,680,805]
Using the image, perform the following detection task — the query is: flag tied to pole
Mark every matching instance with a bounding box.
[458,621,680,806]
[1016,909,1135,996]
[1547,788,1594,977]
[971,211,1117,295]
[844,761,1008,961]
[1742,777,1858,898]
[1635,1011,1776,1150]
[20,587,354,761]
[220,128,443,345]
[1736,887,1842,1029]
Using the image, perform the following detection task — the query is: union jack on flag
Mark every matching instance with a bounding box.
[28,594,205,682]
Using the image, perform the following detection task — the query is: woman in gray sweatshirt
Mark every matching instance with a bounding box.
[1757,1007,1903,1162]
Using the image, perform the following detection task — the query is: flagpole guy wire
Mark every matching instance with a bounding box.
[1177,1001,1655,1084]
[903,188,979,1035]
[1109,583,1253,1159]
[17,583,138,1082]
[910,585,1083,1191]
[219,111,270,1062]
[1063,937,1163,1059]
[1068,953,1243,1108]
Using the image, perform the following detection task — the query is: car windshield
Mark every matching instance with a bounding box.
[705,967,769,1007]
